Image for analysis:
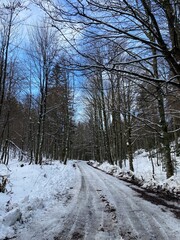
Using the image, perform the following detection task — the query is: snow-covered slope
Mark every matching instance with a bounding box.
[0,160,77,240]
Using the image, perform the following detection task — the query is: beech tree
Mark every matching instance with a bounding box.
[28,21,59,164]
[83,71,109,163]
[0,0,26,153]
[33,0,180,86]
[0,0,178,178]
[33,0,180,177]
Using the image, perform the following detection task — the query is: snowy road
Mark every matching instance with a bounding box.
[53,161,180,240]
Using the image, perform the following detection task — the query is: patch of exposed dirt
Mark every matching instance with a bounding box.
[71,231,84,240]
[119,228,138,240]
[99,194,117,223]
[130,185,180,219]
[88,162,180,200]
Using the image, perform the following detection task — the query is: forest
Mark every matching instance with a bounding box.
[0,0,180,179]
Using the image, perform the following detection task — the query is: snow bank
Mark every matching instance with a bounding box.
[0,160,77,240]
[89,151,180,198]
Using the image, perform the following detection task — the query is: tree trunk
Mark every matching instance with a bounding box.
[157,85,174,178]
[99,72,113,164]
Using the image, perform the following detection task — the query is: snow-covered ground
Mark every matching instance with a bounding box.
[0,149,180,239]
[90,149,180,198]
[0,159,78,240]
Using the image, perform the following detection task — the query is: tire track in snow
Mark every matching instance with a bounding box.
[54,164,103,239]
[77,162,180,240]
[83,163,147,239]
[54,163,122,240]
[78,164,122,240]
[54,161,180,240]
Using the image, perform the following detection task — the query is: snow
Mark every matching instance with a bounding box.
[0,149,180,239]
[90,149,180,198]
[0,159,78,240]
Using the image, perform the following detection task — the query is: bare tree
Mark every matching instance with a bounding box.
[28,20,59,164]
[33,0,180,87]
[45,61,74,164]
[0,1,27,149]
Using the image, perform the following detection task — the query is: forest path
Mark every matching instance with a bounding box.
[54,161,180,240]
